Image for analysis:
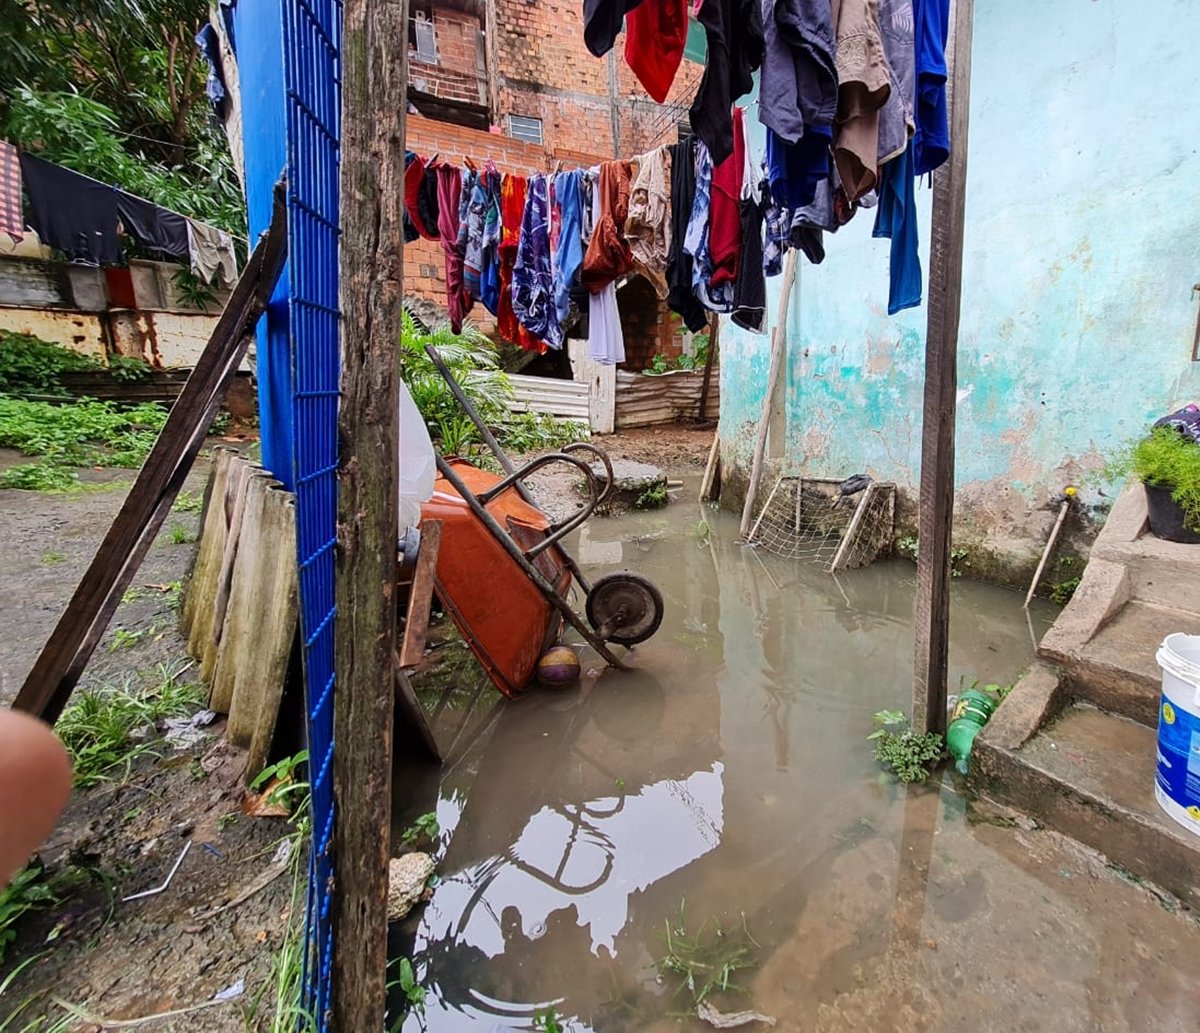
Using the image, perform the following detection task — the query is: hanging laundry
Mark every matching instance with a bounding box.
[401,152,420,243]
[480,168,502,315]
[186,218,238,285]
[762,181,788,278]
[912,0,950,174]
[689,0,764,165]
[872,139,921,313]
[552,170,586,332]
[195,23,229,119]
[583,0,646,57]
[435,163,471,333]
[789,175,837,264]
[831,0,891,203]
[20,153,121,266]
[460,163,494,304]
[876,0,917,165]
[116,191,189,259]
[624,0,688,102]
[455,167,479,322]
[498,174,546,353]
[666,138,710,331]
[731,150,766,332]
[708,106,745,288]
[765,124,831,210]
[759,0,838,146]
[418,163,441,241]
[583,168,626,365]
[625,145,672,299]
[0,142,24,241]
[513,174,561,348]
[684,141,733,312]
[581,159,634,291]
[403,152,430,238]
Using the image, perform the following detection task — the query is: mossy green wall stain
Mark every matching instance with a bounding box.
[720,0,1200,523]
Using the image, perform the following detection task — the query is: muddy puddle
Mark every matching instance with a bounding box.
[389,488,1133,1032]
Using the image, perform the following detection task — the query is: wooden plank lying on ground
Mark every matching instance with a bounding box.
[13,187,287,724]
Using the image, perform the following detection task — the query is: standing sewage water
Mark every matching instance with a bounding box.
[391,483,1193,1032]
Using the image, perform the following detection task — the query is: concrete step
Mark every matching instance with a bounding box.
[971,685,1200,910]
[1040,600,1200,727]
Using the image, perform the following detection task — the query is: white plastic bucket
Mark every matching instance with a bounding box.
[1155,633,1200,836]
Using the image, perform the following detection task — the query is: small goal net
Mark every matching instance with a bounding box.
[745,476,896,572]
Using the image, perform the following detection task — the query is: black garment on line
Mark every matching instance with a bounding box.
[731,196,766,332]
[418,165,441,242]
[115,191,189,259]
[689,0,764,165]
[20,152,121,266]
[665,138,709,334]
[582,0,646,57]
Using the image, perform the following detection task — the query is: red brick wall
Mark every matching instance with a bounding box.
[408,8,485,104]
[616,278,684,372]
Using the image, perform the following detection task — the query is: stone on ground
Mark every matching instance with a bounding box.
[388,852,435,921]
[586,459,668,514]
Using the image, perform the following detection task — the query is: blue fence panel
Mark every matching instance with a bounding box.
[281,0,342,1026]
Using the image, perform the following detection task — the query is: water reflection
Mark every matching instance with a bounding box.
[399,490,1054,1031]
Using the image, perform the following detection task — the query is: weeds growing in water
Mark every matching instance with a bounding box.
[400,811,440,849]
[56,660,203,788]
[869,710,945,784]
[657,901,759,1008]
[634,483,669,510]
[388,957,426,1012]
[532,1008,564,1032]
[1049,577,1081,605]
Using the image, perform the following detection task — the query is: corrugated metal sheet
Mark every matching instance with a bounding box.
[509,373,590,420]
[614,368,720,429]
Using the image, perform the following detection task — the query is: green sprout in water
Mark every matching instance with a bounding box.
[657,901,759,1009]
[868,710,945,784]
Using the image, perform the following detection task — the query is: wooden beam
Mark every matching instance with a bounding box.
[739,249,797,539]
[912,0,974,735]
[330,0,408,1027]
[697,313,719,423]
[13,190,287,724]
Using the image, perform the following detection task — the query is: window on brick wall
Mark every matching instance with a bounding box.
[507,114,544,146]
[411,11,437,64]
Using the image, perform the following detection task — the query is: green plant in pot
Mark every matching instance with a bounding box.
[1130,427,1200,544]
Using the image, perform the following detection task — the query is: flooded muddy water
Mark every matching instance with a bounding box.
[393,490,1197,1032]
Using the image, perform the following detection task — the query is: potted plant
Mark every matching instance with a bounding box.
[1130,426,1200,544]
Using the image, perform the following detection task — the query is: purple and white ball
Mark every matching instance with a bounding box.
[537,645,581,687]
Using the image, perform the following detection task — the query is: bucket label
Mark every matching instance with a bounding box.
[1156,694,1200,821]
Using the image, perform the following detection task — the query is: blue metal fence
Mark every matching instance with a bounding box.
[281,0,342,1025]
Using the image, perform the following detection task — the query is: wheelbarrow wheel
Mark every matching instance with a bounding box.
[585,572,665,646]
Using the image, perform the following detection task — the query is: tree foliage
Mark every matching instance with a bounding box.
[0,0,244,231]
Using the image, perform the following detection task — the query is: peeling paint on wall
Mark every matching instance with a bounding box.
[720,0,1200,579]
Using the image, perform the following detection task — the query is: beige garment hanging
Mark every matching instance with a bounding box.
[624,144,673,300]
[186,218,238,287]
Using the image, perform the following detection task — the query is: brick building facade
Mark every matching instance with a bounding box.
[405,0,700,370]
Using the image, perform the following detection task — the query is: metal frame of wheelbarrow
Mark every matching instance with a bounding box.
[425,344,631,670]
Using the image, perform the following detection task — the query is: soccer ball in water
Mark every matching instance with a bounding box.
[536,645,581,687]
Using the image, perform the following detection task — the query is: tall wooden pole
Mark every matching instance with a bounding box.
[912,0,973,735]
[333,0,408,1027]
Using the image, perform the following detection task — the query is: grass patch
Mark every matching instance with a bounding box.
[172,489,204,513]
[0,865,56,967]
[56,660,203,788]
[634,483,669,510]
[163,522,195,545]
[40,551,64,565]
[0,398,167,492]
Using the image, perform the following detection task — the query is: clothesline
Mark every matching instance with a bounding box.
[0,140,241,287]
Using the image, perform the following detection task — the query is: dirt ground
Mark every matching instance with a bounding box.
[0,440,301,1031]
[0,426,711,1029]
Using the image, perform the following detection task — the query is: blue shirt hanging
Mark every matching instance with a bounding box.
[872,140,921,315]
[913,0,950,175]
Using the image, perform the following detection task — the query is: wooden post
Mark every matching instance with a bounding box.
[739,249,797,539]
[332,0,407,1027]
[569,338,616,434]
[1023,501,1069,609]
[912,0,974,735]
[697,313,719,423]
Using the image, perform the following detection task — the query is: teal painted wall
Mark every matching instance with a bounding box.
[720,0,1200,562]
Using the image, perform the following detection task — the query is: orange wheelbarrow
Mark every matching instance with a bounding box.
[412,345,665,698]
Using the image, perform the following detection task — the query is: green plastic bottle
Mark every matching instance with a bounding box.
[946,688,998,774]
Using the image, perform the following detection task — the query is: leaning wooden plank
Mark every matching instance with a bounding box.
[212,457,265,648]
[227,486,300,761]
[187,452,246,670]
[209,471,276,712]
[13,185,287,724]
[395,666,443,764]
[181,446,236,639]
[399,520,442,669]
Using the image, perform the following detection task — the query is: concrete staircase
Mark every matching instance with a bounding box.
[969,485,1200,908]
